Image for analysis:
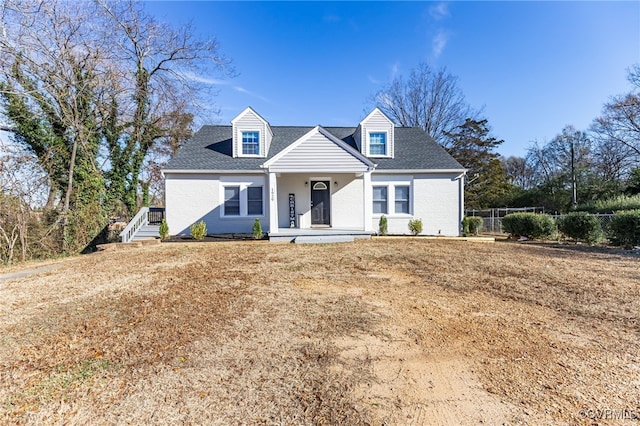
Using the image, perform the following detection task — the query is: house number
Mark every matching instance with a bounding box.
[288,193,296,228]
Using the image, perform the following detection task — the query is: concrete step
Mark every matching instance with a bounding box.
[293,235,354,244]
[131,225,160,241]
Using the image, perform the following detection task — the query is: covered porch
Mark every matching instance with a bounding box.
[265,171,374,241]
[261,125,377,240]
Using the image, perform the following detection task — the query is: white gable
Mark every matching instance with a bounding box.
[356,108,395,158]
[231,107,273,158]
[263,126,375,173]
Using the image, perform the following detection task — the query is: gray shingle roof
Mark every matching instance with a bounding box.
[164,125,464,171]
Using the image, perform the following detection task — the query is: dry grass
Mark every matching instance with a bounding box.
[0,240,638,425]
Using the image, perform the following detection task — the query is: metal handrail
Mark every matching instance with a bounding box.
[119,207,149,243]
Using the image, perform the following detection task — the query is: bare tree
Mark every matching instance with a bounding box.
[591,135,636,188]
[503,156,537,190]
[0,0,111,251]
[0,138,49,262]
[373,63,478,147]
[1,0,230,255]
[593,65,640,158]
[526,126,592,207]
[96,0,230,215]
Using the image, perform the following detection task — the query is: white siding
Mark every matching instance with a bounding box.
[332,174,364,229]
[231,108,272,157]
[413,173,462,236]
[359,109,394,158]
[165,173,268,235]
[276,174,309,229]
[371,173,462,236]
[268,131,370,173]
[276,173,364,229]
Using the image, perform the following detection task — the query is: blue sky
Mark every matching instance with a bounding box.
[145,1,640,158]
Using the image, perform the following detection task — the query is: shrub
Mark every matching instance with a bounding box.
[252,218,263,240]
[159,219,169,240]
[608,210,640,248]
[378,215,388,236]
[462,216,483,236]
[557,212,602,244]
[190,220,207,240]
[577,194,640,213]
[408,218,423,236]
[501,213,556,240]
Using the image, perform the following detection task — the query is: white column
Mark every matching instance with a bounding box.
[268,172,278,233]
[363,170,373,232]
[459,173,465,236]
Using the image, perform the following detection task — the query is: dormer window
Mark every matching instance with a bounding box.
[231,107,273,158]
[369,132,387,156]
[242,131,260,155]
[356,108,394,158]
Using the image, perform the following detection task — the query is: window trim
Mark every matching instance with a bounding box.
[223,186,241,216]
[240,130,262,157]
[372,185,388,215]
[220,181,265,218]
[371,181,412,217]
[368,131,388,157]
[394,185,410,215]
[247,186,264,216]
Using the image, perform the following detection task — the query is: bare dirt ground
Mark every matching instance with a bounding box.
[0,239,638,425]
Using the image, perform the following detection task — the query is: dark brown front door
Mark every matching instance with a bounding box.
[310,181,330,225]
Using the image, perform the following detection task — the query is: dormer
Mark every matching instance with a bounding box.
[231,107,273,158]
[354,108,395,158]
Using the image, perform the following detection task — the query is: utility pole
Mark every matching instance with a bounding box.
[570,138,577,207]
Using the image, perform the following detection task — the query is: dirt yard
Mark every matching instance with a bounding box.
[0,239,638,425]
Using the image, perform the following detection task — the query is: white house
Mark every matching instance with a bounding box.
[163,107,466,240]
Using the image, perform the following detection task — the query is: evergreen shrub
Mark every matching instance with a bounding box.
[462,216,483,236]
[608,210,640,248]
[159,219,169,240]
[408,218,423,236]
[378,215,388,236]
[501,213,555,240]
[252,218,263,240]
[190,220,207,240]
[557,212,601,244]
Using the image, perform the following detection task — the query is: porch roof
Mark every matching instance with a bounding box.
[262,126,374,173]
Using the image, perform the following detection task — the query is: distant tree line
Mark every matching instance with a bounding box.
[504,65,640,213]
[373,63,640,213]
[0,0,229,262]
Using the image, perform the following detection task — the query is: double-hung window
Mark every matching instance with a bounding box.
[247,186,263,215]
[241,131,260,155]
[372,184,411,215]
[395,186,410,214]
[373,186,388,214]
[369,132,387,156]
[223,184,264,217]
[224,186,240,216]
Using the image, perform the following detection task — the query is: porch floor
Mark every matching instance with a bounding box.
[268,228,373,243]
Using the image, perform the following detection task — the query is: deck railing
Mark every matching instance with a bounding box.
[119,207,149,243]
[148,207,165,225]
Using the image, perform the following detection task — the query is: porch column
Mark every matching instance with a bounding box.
[458,173,465,236]
[363,170,373,232]
[268,172,278,232]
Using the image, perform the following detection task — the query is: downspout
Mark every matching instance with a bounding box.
[456,172,466,236]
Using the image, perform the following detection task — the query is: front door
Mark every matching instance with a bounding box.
[310,181,331,226]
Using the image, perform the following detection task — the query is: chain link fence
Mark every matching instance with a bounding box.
[466,208,615,235]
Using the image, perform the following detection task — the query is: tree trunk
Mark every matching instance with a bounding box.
[61,137,79,253]
[45,177,58,210]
